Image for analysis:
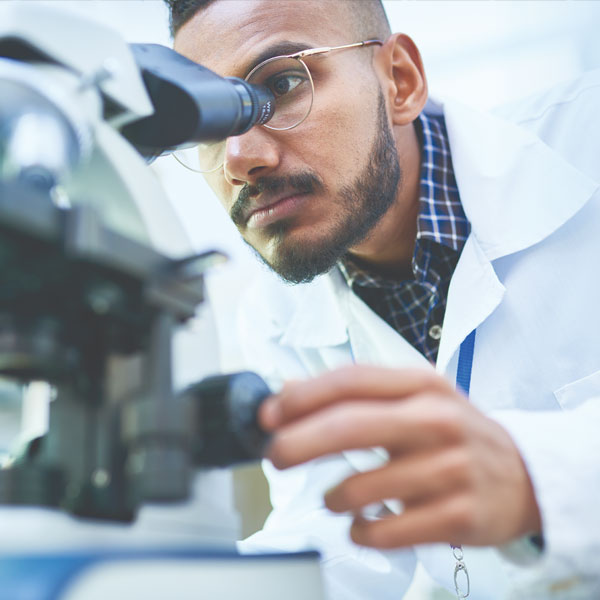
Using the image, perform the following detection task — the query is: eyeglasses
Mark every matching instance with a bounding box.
[174,39,383,173]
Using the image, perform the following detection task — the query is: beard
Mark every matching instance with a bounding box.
[231,92,401,284]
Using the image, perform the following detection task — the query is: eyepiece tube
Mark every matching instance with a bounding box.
[227,77,275,133]
[120,44,275,160]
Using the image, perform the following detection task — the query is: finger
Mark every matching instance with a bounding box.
[324,447,469,513]
[259,394,283,431]
[262,365,456,427]
[267,396,465,468]
[350,493,475,548]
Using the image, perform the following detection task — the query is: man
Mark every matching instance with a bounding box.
[167,0,600,597]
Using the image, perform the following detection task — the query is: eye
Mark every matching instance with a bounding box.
[266,71,307,97]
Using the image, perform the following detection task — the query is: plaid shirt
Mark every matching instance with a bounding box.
[338,112,470,363]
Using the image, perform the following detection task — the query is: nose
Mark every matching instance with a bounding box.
[223,127,281,186]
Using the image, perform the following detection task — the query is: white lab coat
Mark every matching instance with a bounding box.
[237,70,600,599]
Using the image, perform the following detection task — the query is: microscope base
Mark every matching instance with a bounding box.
[0,550,324,600]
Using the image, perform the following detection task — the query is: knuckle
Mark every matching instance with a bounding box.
[448,496,479,539]
[326,365,360,395]
[444,448,476,488]
[322,405,356,437]
[266,437,292,469]
[328,480,363,511]
[418,369,453,394]
[277,398,300,423]
[314,407,363,451]
[421,369,444,389]
[433,401,468,442]
[352,520,389,548]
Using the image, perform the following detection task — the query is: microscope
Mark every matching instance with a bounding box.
[0,4,324,599]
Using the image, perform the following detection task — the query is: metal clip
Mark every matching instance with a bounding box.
[454,559,470,599]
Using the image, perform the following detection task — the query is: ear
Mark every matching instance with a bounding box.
[373,33,428,126]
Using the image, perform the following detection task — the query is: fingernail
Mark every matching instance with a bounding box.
[323,485,339,507]
[260,397,282,429]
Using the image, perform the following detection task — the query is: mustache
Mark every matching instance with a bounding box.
[230,172,324,226]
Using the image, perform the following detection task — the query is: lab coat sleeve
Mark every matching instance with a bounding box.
[491,398,600,595]
[235,282,419,599]
[237,458,418,600]
[234,274,310,389]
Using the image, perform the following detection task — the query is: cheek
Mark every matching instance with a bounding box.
[301,76,377,180]
[299,104,373,182]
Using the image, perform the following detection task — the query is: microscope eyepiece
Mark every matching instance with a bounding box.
[120,44,275,160]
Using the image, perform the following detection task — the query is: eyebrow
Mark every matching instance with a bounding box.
[244,41,313,75]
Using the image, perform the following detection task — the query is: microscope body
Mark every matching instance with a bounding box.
[0,4,324,599]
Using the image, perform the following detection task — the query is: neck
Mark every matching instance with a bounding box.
[347,122,421,277]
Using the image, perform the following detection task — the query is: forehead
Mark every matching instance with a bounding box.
[174,0,356,76]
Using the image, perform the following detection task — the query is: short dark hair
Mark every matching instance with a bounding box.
[164,0,391,40]
[164,0,214,37]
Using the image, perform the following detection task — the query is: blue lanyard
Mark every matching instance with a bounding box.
[452,328,476,599]
[456,329,476,395]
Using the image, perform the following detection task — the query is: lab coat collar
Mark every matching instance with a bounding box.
[278,270,349,348]
[278,265,431,369]
[435,234,506,374]
[436,96,598,261]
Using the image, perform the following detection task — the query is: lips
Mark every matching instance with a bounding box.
[244,192,310,229]
[231,173,322,229]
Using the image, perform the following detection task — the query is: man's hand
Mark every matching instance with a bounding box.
[259,365,542,549]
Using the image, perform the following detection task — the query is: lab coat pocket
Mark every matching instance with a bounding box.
[553,368,600,410]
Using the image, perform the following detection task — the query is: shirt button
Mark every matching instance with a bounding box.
[428,324,443,340]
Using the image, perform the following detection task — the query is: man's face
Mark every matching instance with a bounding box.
[175,0,401,283]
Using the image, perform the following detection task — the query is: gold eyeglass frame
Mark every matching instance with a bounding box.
[246,38,383,132]
[175,39,383,173]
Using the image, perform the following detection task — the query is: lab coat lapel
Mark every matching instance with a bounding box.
[343,286,430,370]
[435,97,598,374]
[436,235,505,375]
[442,97,597,261]
[279,269,430,370]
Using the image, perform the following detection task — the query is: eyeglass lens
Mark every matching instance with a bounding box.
[173,57,313,173]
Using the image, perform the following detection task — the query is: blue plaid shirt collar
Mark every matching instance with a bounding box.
[415,111,469,252]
